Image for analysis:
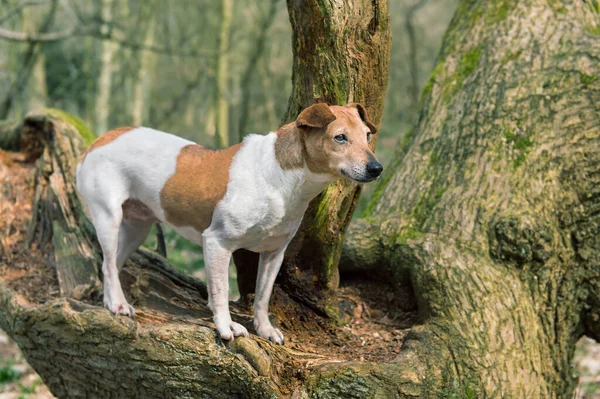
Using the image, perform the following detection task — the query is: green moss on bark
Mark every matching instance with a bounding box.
[46,108,96,145]
[443,47,481,101]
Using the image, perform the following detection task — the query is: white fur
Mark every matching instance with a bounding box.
[77,129,336,343]
[203,133,334,342]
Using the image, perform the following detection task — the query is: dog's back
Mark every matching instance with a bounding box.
[76,127,193,222]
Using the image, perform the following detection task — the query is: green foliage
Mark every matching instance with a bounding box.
[18,380,40,395]
[0,364,21,384]
[143,225,204,274]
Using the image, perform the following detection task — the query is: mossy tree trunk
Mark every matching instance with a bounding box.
[234,0,392,315]
[341,0,600,396]
[4,0,598,397]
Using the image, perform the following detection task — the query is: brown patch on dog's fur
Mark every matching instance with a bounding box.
[346,103,377,134]
[160,143,242,233]
[274,123,304,170]
[301,105,376,175]
[296,103,337,129]
[274,103,378,174]
[80,126,137,162]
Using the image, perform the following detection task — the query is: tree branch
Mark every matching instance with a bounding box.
[0,26,77,42]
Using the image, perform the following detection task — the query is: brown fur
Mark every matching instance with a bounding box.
[275,103,377,173]
[160,143,242,233]
[301,105,377,175]
[274,123,304,170]
[81,126,137,162]
[346,103,377,134]
[296,103,336,128]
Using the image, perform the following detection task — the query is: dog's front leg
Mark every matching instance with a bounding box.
[203,234,248,340]
[254,248,286,344]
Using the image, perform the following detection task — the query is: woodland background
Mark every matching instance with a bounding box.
[0,0,598,397]
[0,0,456,290]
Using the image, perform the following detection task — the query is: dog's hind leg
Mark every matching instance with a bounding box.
[90,202,137,317]
[116,219,153,270]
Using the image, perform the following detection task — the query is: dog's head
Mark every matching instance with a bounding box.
[296,103,383,183]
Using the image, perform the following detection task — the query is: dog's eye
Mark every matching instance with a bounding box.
[367,132,372,142]
[334,134,348,144]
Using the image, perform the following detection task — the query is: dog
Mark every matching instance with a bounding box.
[76,103,383,344]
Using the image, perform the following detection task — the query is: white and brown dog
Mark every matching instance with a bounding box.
[76,103,382,344]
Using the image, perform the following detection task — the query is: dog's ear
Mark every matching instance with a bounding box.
[346,103,377,134]
[296,103,336,129]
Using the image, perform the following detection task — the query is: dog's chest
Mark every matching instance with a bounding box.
[213,183,310,252]
[193,133,332,253]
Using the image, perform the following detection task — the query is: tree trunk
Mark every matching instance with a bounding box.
[23,5,48,111]
[95,0,117,134]
[237,0,279,140]
[215,0,233,148]
[341,0,600,396]
[234,0,392,315]
[131,7,155,126]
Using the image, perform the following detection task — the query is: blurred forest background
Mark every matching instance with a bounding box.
[0,0,456,275]
[0,0,598,398]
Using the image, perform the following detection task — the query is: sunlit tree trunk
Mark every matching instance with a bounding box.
[95,0,117,134]
[131,12,155,126]
[341,0,600,396]
[215,0,233,147]
[23,7,47,111]
[238,0,278,139]
[258,59,278,129]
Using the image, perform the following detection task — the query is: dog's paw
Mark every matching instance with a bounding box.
[104,299,136,317]
[256,324,285,345]
[215,317,249,341]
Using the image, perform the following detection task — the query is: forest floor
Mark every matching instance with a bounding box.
[0,147,599,397]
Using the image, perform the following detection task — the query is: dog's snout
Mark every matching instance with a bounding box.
[366,161,383,177]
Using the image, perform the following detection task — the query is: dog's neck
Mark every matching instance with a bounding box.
[269,123,336,200]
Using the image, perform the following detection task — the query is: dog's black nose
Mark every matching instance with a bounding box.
[367,161,383,177]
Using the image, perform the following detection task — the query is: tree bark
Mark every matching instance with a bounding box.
[215,0,233,147]
[131,5,155,126]
[237,0,279,140]
[95,0,117,134]
[234,0,392,315]
[341,0,600,396]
